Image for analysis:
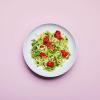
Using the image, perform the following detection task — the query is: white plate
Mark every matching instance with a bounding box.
[23,23,77,77]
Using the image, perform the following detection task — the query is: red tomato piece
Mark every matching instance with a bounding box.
[47,42,54,50]
[43,36,54,50]
[61,50,69,58]
[43,36,49,45]
[39,52,47,58]
[54,30,62,40]
[47,61,54,67]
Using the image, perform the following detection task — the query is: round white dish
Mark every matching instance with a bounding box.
[23,23,77,77]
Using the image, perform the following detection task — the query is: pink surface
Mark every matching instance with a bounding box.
[0,0,100,100]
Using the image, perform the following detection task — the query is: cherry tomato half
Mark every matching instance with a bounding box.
[47,61,54,67]
[61,50,69,58]
[39,52,47,58]
[54,30,62,40]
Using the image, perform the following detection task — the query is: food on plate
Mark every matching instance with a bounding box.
[31,30,70,71]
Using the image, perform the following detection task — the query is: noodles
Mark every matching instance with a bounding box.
[31,31,70,71]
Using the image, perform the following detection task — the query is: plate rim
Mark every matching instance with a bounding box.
[23,23,77,78]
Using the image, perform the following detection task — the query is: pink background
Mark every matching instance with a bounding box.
[0,0,100,100]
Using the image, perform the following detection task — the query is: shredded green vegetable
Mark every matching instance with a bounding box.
[31,31,70,71]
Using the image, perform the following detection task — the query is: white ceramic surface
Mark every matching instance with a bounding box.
[23,23,77,77]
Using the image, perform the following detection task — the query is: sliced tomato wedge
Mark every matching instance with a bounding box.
[54,30,62,40]
[43,36,49,45]
[47,42,54,50]
[47,61,54,67]
[39,52,47,58]
[60,50,69,58]
[43,36,54,50]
